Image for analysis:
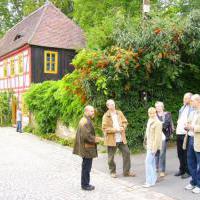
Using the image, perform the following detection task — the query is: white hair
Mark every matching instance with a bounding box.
[155,101,164,109]
[184,92,193,99]
[84,105,94,113]
[191,94,200,102]
[106,99,115,107]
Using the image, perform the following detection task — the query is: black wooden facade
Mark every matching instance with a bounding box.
[31,45,76,83]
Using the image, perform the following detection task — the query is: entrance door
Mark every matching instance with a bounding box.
[12,97,17,125]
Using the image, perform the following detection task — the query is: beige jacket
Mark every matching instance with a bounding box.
[145,118,162,153]
[193,110,200,152]
[102,110,128,146]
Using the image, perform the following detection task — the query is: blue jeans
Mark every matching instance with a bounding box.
[16,121,22,133]
[187,136,200,188]
[145,150,157,185]
[155,140,167,172]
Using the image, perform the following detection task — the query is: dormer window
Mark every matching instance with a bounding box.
[14,34,23,41]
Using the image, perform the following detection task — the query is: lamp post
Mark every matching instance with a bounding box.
[143,0,150,19]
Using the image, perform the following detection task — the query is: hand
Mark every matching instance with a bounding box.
[95,136,103,143]
[187,124,194,131]
[120,127,124,132]
[114,128,121,132]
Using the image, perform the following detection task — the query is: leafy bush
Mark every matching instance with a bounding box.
[24,81,61,134]
[0,92,12,126]
[24,10,200,150]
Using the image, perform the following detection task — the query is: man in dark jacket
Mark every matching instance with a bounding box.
[73,105,101,191]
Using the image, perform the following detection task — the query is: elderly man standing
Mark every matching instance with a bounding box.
[102,99,135,178]
[184,94,200,194]
[73,105,101,191]
[175,92,193,178]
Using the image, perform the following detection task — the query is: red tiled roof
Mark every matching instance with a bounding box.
[0,2,86,57]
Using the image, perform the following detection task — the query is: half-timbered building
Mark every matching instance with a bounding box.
[0,2,85,125]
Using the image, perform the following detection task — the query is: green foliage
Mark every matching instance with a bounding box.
[67,10,200,149]
[0,0,23,37]
[23,7,200,151]
[24,76,85,134]
[0,92,12,126]
[55,72,85,127]
[24,81,61,134]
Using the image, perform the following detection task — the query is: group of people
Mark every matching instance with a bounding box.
[73,93,200,195]
[73,99,134,191]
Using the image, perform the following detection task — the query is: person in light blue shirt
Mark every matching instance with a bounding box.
[16,107,22,133]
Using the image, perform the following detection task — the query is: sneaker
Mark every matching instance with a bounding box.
[192,187,200,194]
[124,171,136,177]
[110,173,117,178]
[156,168,159,173]
[174,171,184,176]
[160,172,165,177]
[181,173,190,179]
[185,184,195,190]
[142,183,153,188]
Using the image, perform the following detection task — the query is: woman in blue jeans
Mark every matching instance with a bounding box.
[155,101,174,177]
[143,107,162,188]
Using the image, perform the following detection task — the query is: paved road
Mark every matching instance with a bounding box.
[94,146,200,200]
[0,128,172,200]
[0,127,173,200]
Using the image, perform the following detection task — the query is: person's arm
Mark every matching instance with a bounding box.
[119,111,128,130]
[170,113,175,132]
[167,112,175,133]
[194,115,200,134]
[79,119,96,144]
[152,122,162,153]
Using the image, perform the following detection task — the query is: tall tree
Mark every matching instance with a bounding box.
[0,0,23,38]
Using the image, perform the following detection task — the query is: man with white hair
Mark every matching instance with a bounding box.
[102,99,135,178]
[184,94,200,194]
[175,92,193,178]
[73,105,101,191]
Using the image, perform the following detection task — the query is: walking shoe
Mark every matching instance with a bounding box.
[156,168,159,173]
[142,183,153,188]
[192,187,200,194]
[124,171,136,177]
[110,173,117,178]
[81,185,95,191]
[185,184,195,190]
[159,172,165,177]
[174,171,184,176]
[181,173,190,179]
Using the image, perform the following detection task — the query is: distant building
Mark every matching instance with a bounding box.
[0,2,85,125]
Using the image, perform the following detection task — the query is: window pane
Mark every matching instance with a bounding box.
[52,54,55,61]
[51,63,55,71]
[18,56,23,73]
[47,63,50,71]
[47,54,51,61]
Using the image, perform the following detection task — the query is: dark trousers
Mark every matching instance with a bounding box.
[176,134,189,174]
[107,142,131,174]
[16,121,22,133]
[81,158,93,187]
[187,136,200,188]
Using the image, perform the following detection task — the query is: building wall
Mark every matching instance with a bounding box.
[0,47,31,102]
[0,46,31,126]
[31,45,75,83]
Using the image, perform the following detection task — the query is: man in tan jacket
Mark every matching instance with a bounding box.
[102,99,135,178]
[184,94,200,194]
